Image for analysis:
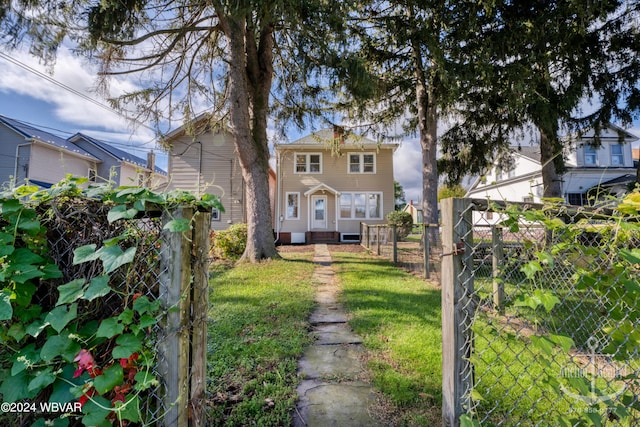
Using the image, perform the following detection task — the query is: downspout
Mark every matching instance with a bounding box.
[14,142,31,189]
[274,148,281,244]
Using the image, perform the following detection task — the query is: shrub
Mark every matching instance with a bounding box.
[212,223,248,260]
[386,210,413,240]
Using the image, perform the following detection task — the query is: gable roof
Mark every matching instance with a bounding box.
[0,115,98,160]
[69,133,166,175]
[514,146,541,163]
[277,128,399,151]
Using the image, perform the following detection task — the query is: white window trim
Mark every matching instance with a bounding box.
[583,145,597,166]
[339,191,383,219]
[347,152,376,174]
[610,144,624,166]
[286,192,300,220]
[294,152,322,174]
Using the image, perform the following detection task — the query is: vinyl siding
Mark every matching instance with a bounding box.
[166,130,245,230]
[0,124,27,187]
[29,144,95,185]
[276,146,395,234]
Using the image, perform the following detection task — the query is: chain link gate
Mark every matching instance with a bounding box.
[441,197,640,427]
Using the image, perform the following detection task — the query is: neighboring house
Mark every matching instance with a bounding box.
[0,115,166,190]
[68,133,167,188]
[0,115,99,188]
[163,115,276,230]
[403,200,424,224]
[466,123,638,222]
[274,128,399,244]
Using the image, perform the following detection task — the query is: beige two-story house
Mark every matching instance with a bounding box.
[274,128,398,244]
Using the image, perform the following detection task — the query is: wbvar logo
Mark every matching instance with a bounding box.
[559,337,628,405]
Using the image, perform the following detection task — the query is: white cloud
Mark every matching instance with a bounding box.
[393,138,423,205]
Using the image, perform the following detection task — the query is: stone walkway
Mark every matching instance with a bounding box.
[292,244,382,427]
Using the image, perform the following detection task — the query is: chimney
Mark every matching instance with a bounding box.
[333,125,345,145]
[147,150,156,172]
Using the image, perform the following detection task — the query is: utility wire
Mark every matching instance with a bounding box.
[0,51,156,133]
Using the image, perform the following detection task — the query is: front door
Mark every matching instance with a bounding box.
[311,195,327,229]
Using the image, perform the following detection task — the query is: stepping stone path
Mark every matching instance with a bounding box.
[292,244,383,427]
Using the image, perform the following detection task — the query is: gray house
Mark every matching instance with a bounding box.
[68,133,167,188]
[0,114,166,189]
[0,115,98,188]
[163,115,248,230]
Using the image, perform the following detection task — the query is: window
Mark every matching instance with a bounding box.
[348,153,376,173]
[611,144,624,166]
[566,193,585,206]
[584,145,597,166]
[211,209,221,221]
[339,192,383,219]
[286,192,299,219]
[522,196,534,203]
[88,168,97,182]
[295,153,322,173]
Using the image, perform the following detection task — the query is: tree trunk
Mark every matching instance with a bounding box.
[220,13,279,262]
[539,127,563,199]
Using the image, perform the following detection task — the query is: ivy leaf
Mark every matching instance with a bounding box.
[11,343,40,375]
[118,308,134,324]
[521,261,542,280]
[73,244,99,264]
[133,296,160,315]
[620,249,640,265]
[112,334,142,359]
[199,193,225,211]
[96,318,124,339]
[40,334,81,363]
[97,245,137,274]
[40,263,63,280]
[163,218,191,232]
[11,264,44,284]
[0,244,15,258]
[25,318,47,338]
[0,198,22,215]
[549,334,575,352]
[0,289,12,320]
[56,279,85,305]
[17,218,41,234]
[134,370,158,391]
[28,367,56,392]
[93,364,123,395]
[107,204,139,223]
[45,304,78,333]
[11,248,43,265]
[459,414,481,427]
[8,323,26,342]
[0,369,31,402]
[83,276,111,301]
[82,395,112,426]
[115,394,140,422]
[530,335,555,356]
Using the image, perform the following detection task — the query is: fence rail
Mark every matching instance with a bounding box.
[441,197,640,427]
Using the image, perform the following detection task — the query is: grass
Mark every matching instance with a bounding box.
[206,251,316,426]
[330,250,443,425]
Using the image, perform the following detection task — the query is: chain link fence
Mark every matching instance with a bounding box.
[1,197,210,427]
[360,222,442,282]
[441,198,640,427]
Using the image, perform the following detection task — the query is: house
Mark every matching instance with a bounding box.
[403,200,424,224]
[0,114,166,190]
[67,133,167,188]
[0,115,100,189]
[162,115,276,230]
[274,128,399,244]
[466,123,638,220]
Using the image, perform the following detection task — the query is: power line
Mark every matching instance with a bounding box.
[0,51,156,133]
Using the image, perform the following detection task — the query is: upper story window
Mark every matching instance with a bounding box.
[584,145,597,166]
[295,153,322,173]
[348,153,376,173]
[610,144,624,166]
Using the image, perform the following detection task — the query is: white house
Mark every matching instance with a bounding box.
[466,124,638,222]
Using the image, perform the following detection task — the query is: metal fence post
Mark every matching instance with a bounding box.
[392,225,397,263]
[424,224,430,279]
[492,225,504,312]
[158,207,193,427]
[441,198,475,427]
[376,225,381,255]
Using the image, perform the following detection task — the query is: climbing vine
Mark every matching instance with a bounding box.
[0,176,222,426]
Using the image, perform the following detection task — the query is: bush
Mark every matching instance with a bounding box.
[386,210,413,240]
[212,223,248,260]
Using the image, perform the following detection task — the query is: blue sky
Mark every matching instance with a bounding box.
[1,46,638,206]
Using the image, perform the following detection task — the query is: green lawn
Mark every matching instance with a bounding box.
[331,250,443,425]
[207,251,317,426]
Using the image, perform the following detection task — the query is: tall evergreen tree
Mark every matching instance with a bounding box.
[440,0,640,197]
[0,0,353,262]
